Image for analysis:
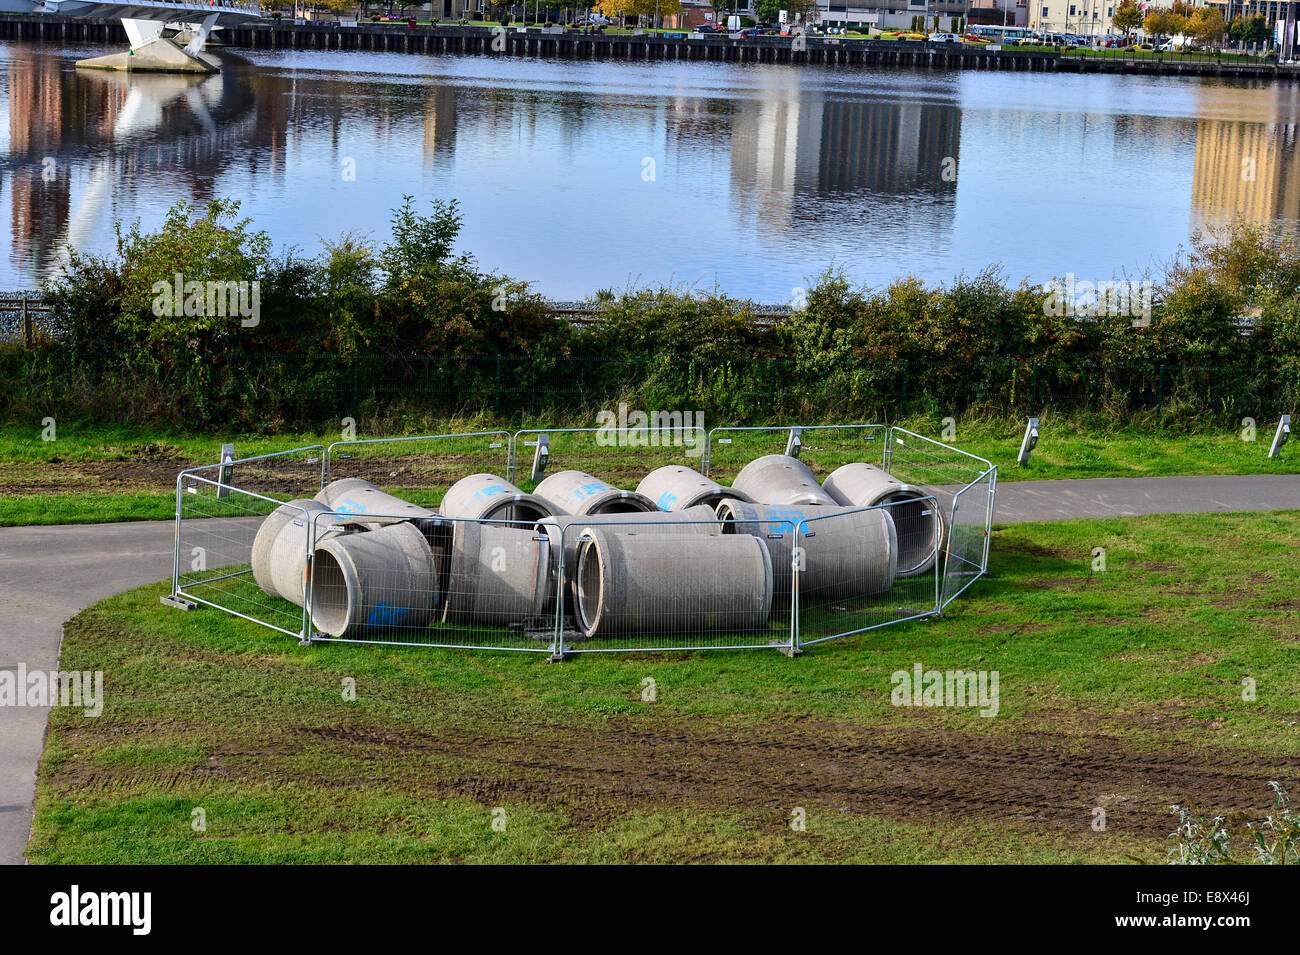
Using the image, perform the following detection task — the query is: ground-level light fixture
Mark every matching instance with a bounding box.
[217,442,235,499]
[1018,418,1039,466]
[530,433,550,482]
[785,427,803,458]
[1269,414,1291,459]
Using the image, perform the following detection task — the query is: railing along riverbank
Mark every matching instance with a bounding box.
[2,14,1297,81]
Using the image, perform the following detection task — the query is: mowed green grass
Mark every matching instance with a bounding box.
[1,415,1296,526]
[28,512,1300,864]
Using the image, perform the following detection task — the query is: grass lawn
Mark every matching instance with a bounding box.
[1,416,1295,526]
[28,511,1300,863]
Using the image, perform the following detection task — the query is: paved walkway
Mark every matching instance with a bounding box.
[993,474,1300,523]
[1,472,1297,863]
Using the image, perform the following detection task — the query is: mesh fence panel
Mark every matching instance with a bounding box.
[176,475,314,639]
[323,432,513,510]
[511,426,708,493]
[796,499,941,646]
[556,515,796,655]
[704,425,887,486]
[942,469,997,610]
[305,511,557,652]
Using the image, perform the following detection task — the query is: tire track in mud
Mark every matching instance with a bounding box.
[51,716,1300,839]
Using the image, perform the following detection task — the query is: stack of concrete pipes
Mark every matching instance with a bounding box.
[249,456,944,641]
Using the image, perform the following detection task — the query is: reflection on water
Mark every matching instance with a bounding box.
[1,41,1297,299]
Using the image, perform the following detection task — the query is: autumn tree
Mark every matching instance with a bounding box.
[1113,0,1142,36]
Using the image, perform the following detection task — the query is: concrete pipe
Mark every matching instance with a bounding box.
[821,463,946,578]
[731,454,838,507]
[535,505,721,608]
[573,528,773,639]
[309,521,440,638]
[533,470,658,515]
[635,464,754,512]
[441,521,552,626]
[314,478,436,526]
[715,499,897,606]
[252,499,351,606]
[440,473,558,523]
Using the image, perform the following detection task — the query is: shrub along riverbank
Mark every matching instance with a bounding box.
[3,198,1298,431]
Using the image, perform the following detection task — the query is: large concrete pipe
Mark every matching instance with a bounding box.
[440,473,558,523]
[309,521,440,638]
[535,505,721,608]
[821,463,945,578]
[533,470,658,515]
[635,464,754,511]
[441,520,552,626]
[731,454,838,507]
[251,499,351,606]
[573,529,773,639]
[715,499,897,607]
[315,478,437,525]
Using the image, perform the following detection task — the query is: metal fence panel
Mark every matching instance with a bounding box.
[304,511,558,653]
[510,425,708,491]
[174,474,313,639]
[323,432,513,508]
[795,499,942,647]
[941,469,997,611]
[555,515,797,655]
[704,424,887,484]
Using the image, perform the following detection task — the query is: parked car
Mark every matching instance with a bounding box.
[927,32,964,44]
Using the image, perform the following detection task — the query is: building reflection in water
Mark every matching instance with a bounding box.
[728,89,960,242]
[1191,83,1300,231]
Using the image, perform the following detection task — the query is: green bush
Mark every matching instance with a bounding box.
[9,203,1300,430]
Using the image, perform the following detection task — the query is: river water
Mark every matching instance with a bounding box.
[2,39,1297,301]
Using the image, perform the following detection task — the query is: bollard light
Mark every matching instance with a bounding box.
[785,427,803,458]
[1269,414,1291,459]
[1017,418,1039,467]
[530,433,550,482]
[217,442,235,499]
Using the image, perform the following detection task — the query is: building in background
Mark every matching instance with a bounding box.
[969,0,1029,26]
[814,0,968,31]
[1030,0,1119,35]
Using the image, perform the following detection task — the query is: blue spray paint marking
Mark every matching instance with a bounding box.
[764,507,808,536]
[656,491,678,510]
[333,498,367,515]
[366,601,409,628]
[472,485,508,501]
[577,481,611,498]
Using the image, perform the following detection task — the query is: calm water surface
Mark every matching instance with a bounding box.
[2,40,1298,300]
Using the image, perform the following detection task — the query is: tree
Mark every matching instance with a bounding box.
[594,0,679,24]
[1243,14,1269,46]
[1143,7,1175,39]
[786,0,817,23]
[755,0,781,25]
[1189,6,1226,47]
[1113,0,1142,36]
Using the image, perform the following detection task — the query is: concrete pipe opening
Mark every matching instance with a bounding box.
[309,521,440,638]
[573,528,773,639]
[731,454,838,507]
[252,498,351,606]
[440,473,557,524]
[822,463,945,578]
[635,464,754,512]
[315,478,437,526]
[715,498,897,605]
[533,469,658,516]
[440,521,552,626]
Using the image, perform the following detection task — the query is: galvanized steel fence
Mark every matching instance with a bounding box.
[167,423,995,656]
